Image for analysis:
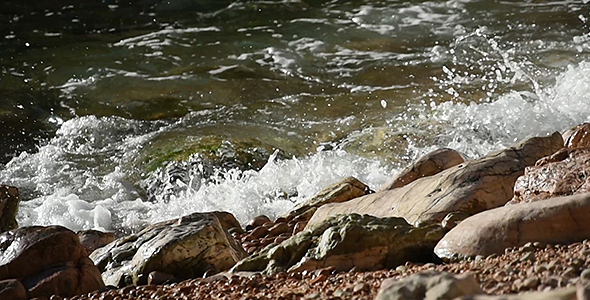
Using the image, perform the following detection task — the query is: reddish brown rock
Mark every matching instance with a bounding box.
[435,192,590,260]
[564,123,590,148]
[377,148,466,192]
[0,226,105,298]
[510,147,590,205]
[267,222,289,237]
[247,215,271,231]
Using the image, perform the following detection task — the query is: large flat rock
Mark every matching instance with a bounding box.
[307,132,563,227]
[434,192,590,260]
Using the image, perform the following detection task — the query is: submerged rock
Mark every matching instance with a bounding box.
[307,132,563,227]
[231,214,445,274]
[90,212,247,287]
[434,192,590,260]
[377,148,465,192]
[0,185,19,233]
[375,271,483,300]
[0,226,105,298]
[510,147,590,205]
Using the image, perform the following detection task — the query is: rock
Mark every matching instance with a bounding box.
[90,211,247,286]
[0,279,27,300]
[77,230,115,255]
[510,147,590,205]
[0,226,105,298]
[267,222,289,237]
[0,185,19,233]
[281,177,370,223]
[374,270,483,300]
[564,123,590,148]
[377,148,465,192]
[246,215,271,231]
[307,132,563,228]
[231,214,445,274]
[434,192,590,260]
[456,287,578,300]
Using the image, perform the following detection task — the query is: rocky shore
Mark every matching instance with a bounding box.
[2,123,590,300]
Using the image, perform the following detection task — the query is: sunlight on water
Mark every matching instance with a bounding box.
[4,60,590,233]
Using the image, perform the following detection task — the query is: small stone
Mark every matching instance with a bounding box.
[523,276,540,289]
[246,215,271,231]
[395,265,407,272]
[352,283,369,293]
[534,264,548,273]
[311,274,328,284]
[520,251,535,262]
[333,289,349,297]
[249,226,269,239]
[563,266,578,278]
[305,293,320,299]
[267,222,290,237]
[580,269,590,281]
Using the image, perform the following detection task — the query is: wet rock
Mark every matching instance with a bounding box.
[246,215,271,231]
[77,230,116,255]
[0,279,27,300]
[90,211,247,286]
[435,192,590,260]
[0,226,105,298]
[510,147,590,205]
[231,214,445,274]
[0,185,19,233]
[564,123,590,148]
[268,222,289,237]
[308,132,563,227]
[456,287,578,300]
[374,270,483,300]
[377,148,465,192]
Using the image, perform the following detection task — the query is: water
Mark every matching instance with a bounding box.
[1,0,589,233]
